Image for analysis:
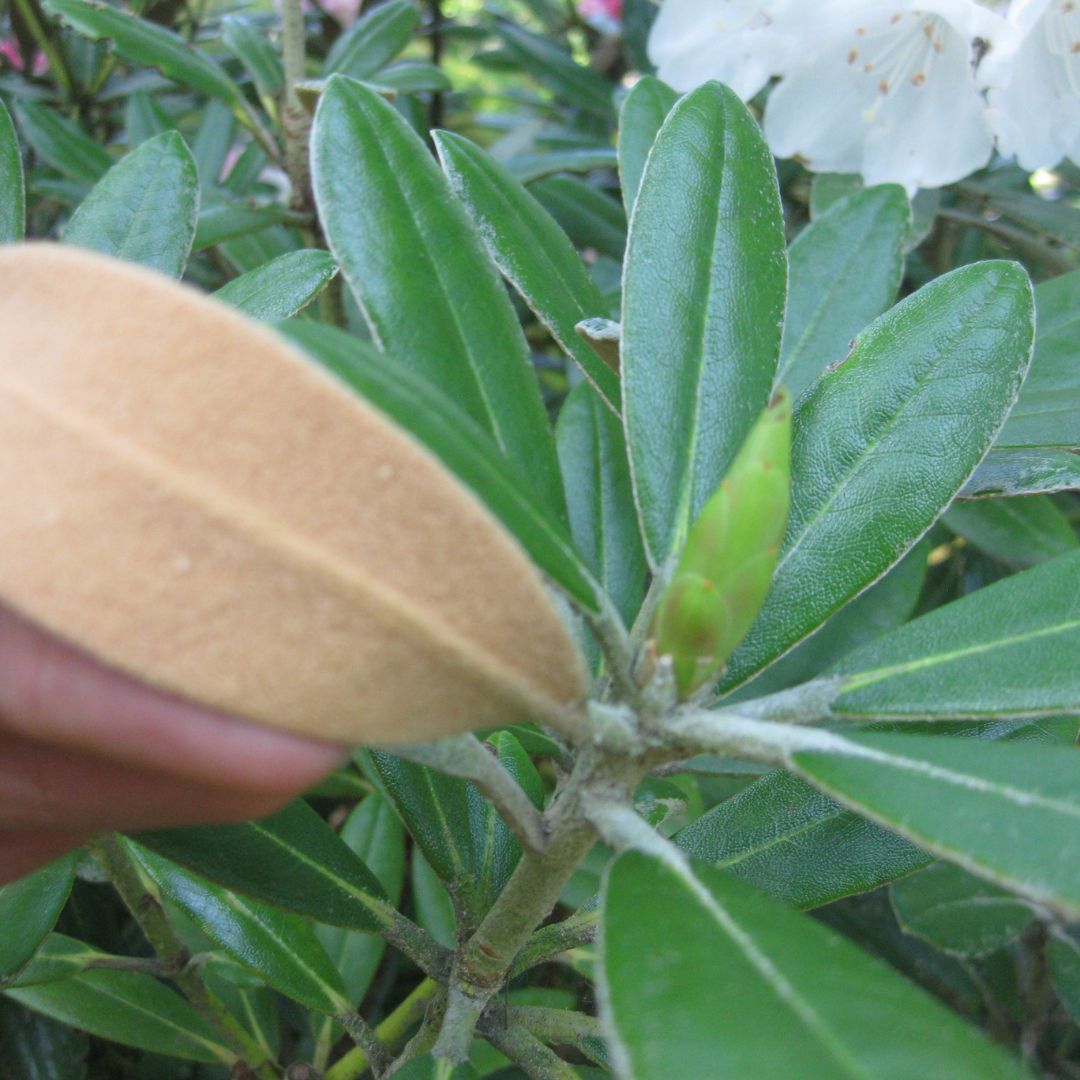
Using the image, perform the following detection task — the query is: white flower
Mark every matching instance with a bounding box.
[984,0,1080,169]
[647,0,807,99]
[763,1,1006,193]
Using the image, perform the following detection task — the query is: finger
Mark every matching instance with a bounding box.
[0,828,91,887]
[0,604,346,794]
[0,731,291,833]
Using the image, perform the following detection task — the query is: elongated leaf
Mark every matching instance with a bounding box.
[674,769,928,910]
[323,0,418,79]
[506,147,617,184]
[496,20,614,116]
[374,60,451,93]
[411,848,456,948]
[136,799,389,932]
[890,862,1035,957]
[787,729,1080,919]
[125,91,175,148]
[531,174,627,262]
[281,321,600,611]
[944,495,1077,568]
[720,261,1035,691]
[45,0,248,113]
[622,81,786,566]
[3,964,233,1064]
[961,448,1080,498]
[833,548,1080,719]
[601,851,1027,1080]
[0,100,24,243]
[311,76,564,516]
[13,101,110,182]
[556,383,647,627]
[222,16,284,102]
[131,843,350,1013]
[0,855,76,986]
[997,268,1080,450]
[779,185,909,401]
[617,75,678,214]
[1050,930,1080,1023]
[214,249,336,321]
[193,196,291,251]
[0,995,88,1079]
[62,130,198,276]
[190,101,235,191]
[434,130,620,412]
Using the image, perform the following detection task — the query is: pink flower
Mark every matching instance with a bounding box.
[0,38,48,76]
[579,0,622,32]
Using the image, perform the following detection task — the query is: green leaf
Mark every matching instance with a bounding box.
[720,261,1035,691]
[789,730,1080,920]
[600,851,1028,1080]
[311,76,564,517]
[617,75,678,214]
[9,935,135,990]
[495,20,614,116]
[313,793,405,1058]
[809,172,863,217]
[468,732,544,913]
[130,842,350,1014]
[3,961,233,1064]
[944,495,1078,568]
[190,101,235,191]
[0,855,76,986]
[674,768,928,910]
[45,0,248,115]
[0,995,88,1080]
[135,799,390,932]
[556,382,647,628]
[622,82,786,566]
[997,268,1080,451]
[890,862,1036,957]
[0,99,25,242]
[125,91,175,148]
[434,129,620,412]
[530,174,627,262]
[779,185,909,402]
[374,60,452,94]
[833,549,1080,720]
[214,249,337,321]
[505,147,618,184]
[62,130,198,277]
[281,321,600,611]
[323,0,419,79]
[193,196,292,251]
[1050,929,1080,1023]
[393,1055,479,1080]
[411,849,456,949]
[13,101,111,182]
[222,16,284,103]
[960,448,1080,498]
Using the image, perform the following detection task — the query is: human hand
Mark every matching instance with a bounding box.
[0,604,345,885]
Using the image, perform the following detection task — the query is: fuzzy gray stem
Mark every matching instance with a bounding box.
[479,1021,581,1080]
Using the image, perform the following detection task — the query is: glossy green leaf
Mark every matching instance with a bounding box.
[0,855,76,986]
[834,549,1080,719]
[531,174,627,262]
[313,793,405,1058]
[214,249,336,321]
[601,851,1028,1080]
[622,81,786,566]
[997,268,1080,450]
[789,730,1080,919]
[411,848,456,949]
[557,383,647,628]
[434,130,620,412]
[960,448,1080,498]
[944,495,1077,568]
[9,935,138,990]
[506,147,618,184]
[311,77,564,516]
[890,862,1035,957]
[721,261,1035,691]
[674,768,928,910]
[3,962,233,1064]
[617,75,678,214]
[62,130,198,276]
[130,842,350,1013]
[468,732,545,914]
[222,16,284,102]
[45,0,248,114]
[496,20,614,116]
[282,321,600,611]
[13,101,111,182]
[136,798,389,932]
[0,996,88,1080]
[779,185,909,402]
[323,0,418,79]
[0,99,25,243]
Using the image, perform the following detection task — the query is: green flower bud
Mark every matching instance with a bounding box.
[653,390,792,698]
